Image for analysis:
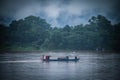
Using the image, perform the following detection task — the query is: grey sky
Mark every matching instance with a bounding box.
[0,0,120,27]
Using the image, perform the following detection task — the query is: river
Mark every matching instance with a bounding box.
[0,51,120,80]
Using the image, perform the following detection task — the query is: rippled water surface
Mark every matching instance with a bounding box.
[0,52,120,80]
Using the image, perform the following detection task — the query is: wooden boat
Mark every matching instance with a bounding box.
[41,55,79,62]
[42,58,79,61]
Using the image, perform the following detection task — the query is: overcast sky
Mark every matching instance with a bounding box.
[0,0,120,27]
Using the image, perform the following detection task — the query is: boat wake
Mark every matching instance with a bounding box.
[0,60,41,63]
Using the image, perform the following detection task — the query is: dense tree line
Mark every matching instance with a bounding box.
[0,15,120,51]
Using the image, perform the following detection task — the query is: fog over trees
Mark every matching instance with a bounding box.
[0,15,120,52]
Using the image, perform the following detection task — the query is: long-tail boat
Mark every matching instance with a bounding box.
[41,55,79,62]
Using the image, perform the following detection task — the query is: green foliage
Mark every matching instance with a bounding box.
[0,15,120,52]
[8,15,51,49]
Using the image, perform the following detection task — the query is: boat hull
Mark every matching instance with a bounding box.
[42,59,79,62]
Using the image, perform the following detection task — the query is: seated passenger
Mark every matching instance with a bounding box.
[66,56,69,60]
[75,56,78,59]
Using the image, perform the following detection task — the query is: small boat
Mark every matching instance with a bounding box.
[41,55,79,62]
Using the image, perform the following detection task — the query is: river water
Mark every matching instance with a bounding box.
[0,52,120,80]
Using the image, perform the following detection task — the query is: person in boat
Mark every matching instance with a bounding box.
[58,56,68,60]
[58,57,64,60]
[45,55,50,60]
[66,56,69,60]
[75,56,78,60]
[42,55,44,60]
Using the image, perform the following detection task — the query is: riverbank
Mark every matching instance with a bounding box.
[0,49,120,54]
[1,45,120,54]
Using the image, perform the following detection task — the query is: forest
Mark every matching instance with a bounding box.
[0,15,120,52]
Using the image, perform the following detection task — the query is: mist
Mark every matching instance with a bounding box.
[0,0,120,27]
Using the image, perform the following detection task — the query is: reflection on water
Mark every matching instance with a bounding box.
[0,52,120,80]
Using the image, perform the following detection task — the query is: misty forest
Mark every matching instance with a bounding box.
[0,15,120,52]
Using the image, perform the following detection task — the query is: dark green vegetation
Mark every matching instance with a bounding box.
[0,15,120,52]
